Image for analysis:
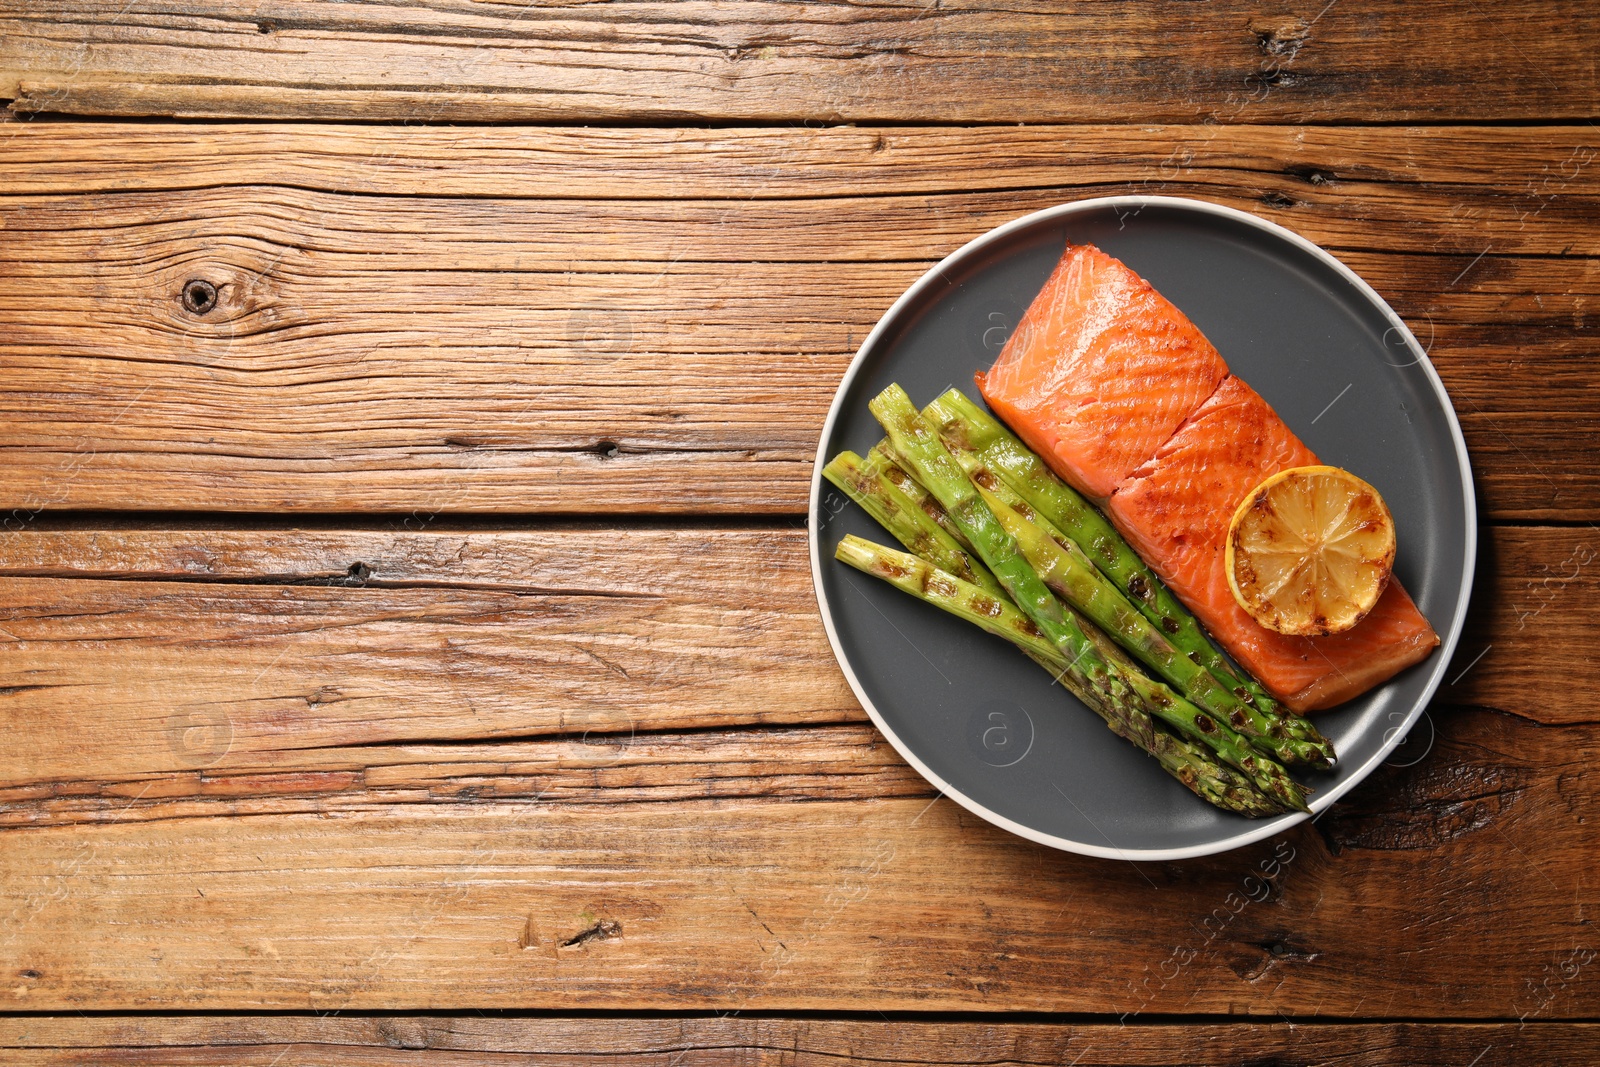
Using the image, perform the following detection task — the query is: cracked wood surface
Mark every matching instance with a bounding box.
[0,528,852,785]
[2,124,1596,202]
[2,1017,1597,1065]
[1,1,1597,124]
[0,125,1596,519]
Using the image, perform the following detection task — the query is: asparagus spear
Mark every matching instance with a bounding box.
[925,388,1333,752]
[823,450,1006,598]
[828,461,1279,813]
[865,443,979,555]
[868,384,1310,813]
[868,416,1324,770]
[867,394,1329,777]
[835,535,1283,816]
[917,427,1325,764]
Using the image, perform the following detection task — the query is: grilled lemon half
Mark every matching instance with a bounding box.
[1226,465,1397,637]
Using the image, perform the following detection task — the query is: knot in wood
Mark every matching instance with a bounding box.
[1249,17,1311,59]
[181,279,218,315]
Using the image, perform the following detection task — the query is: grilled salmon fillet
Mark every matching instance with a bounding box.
[979,244,1438,711]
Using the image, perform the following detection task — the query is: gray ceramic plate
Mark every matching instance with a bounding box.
[808,196,1475,861]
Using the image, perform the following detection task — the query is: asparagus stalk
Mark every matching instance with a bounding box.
[978,484,1333,767]
[868,384,1311,814]
[835,535,1283,816]
[829,460,1279,813]
[865,418,1322,776]
[868,383,1103,669]
[925,388,1333,752]
[823,450,1006,598]
[866,443,979,555]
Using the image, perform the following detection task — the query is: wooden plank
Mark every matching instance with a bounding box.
[2,1016,1597,1065]
[1448,524,1600,716]
[4,125,1597,257]
[0,527,856,786]
[1,125,1596,519]
[0,704,1594,1014]
[1,2,1596,123]
[2,124,1596,202]
[7,173,1597,264]
[0,724,925,829]
[0,526,1587,793]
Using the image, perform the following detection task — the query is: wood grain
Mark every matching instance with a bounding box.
[2,1016,1596,1065]
[0,703,1593,1013]
[0,723,925,829]
[1,125,1595,519]
[1454,524,1600,718]
[0,526,1588,791]
[0,525,1578,1010]
[1,2,1596,123]
[2,124,1597,202]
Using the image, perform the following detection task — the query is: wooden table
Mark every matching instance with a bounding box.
[1,3,1596,1062]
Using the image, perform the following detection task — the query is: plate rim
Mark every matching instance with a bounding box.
[807,194,1477,861]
